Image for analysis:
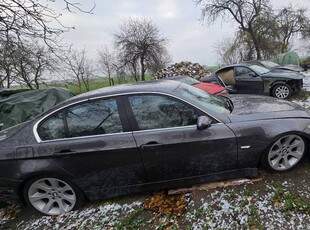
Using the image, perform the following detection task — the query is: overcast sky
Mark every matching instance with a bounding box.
[56,0,310,66]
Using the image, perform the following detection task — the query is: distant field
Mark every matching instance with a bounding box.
[47,75,154,95]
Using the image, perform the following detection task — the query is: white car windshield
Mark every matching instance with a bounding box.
[250,65,270,74]
[260,60,280,68]
[175,83,231,114]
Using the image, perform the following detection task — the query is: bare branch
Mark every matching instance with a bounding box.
[0,0,95,47]
[114,17,169,81]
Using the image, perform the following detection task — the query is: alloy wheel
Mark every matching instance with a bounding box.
[268,135,305,171]
[27,178,77,215]
[274,85,290,99]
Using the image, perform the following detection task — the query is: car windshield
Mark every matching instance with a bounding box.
[0,122,27,141]
[260,60,280,68]
[250,65,270,74]
[172,76,200,85]
[174,83,231,114]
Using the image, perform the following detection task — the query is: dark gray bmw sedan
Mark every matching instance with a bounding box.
[1,80,310,215]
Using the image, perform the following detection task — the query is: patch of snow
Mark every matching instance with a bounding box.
[185,183,310,229]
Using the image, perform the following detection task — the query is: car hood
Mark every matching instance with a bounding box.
[272,65,304,73]
[261,71,303,80]
[227,94,310,122]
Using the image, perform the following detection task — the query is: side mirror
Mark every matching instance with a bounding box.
[197,116,212,131]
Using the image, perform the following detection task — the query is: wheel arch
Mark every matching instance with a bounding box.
[269,80,287,95]
[269,80,299,95]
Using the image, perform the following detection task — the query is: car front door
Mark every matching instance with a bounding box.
[36,97,145,195]
[124,94,238,183]
[234,66,264,94]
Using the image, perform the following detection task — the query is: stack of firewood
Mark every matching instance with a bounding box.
[154,61,210,80]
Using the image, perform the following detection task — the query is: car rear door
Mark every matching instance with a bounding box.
[123,94,238,183]
[36,96,145,195]
[234,66,264,94]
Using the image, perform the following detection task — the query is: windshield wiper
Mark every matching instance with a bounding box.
[214,95,233,113]
[226,97,234,113]
[218,96,234,113]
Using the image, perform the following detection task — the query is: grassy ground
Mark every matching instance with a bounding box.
[48,75,154,95]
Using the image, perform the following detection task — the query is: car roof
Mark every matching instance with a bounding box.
[62,79,182,103]
[218,63,250,70]
[28,80,184,122]
[165,76,191,80]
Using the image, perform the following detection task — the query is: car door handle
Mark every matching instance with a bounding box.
[54,149,77,155]
[140,142,163,149]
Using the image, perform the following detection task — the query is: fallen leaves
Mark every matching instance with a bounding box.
[143,192,187,216]
[0,203,21,225]
[274,200,281,207]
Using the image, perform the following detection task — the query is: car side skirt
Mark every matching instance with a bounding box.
[83,168,258,201]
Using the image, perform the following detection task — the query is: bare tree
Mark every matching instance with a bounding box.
[97,45,118,86]
[196,0,272,59]
[0,38,56,89]
[214,37,244,65]
[114,17,168,81]
[276,5,310,53]
[147,49,172,75]
[64,48,95,93]
[0,0,95,47]
[0,36,15,88]
[200,0,310,61]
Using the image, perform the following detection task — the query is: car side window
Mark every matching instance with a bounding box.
[128,95,200,130]
[66,98,122,138]
[38,98,123,140]
[235,67,254,77]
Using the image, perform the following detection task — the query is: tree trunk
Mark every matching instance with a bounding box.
[247,29,261,59]
[34,78,40,89]
[6,74,10,88]
[140,56,145,81]
[26,81,34,90]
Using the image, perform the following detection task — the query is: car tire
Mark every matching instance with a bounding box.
[261,134,306,172]
[24,176,85,215]
[272,83,291,99]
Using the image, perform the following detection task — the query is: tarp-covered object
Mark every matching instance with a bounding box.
[276,51,300,66]
[0,88,74,130]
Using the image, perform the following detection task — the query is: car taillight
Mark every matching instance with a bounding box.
[215,89,229,96]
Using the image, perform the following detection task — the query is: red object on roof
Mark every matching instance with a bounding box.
[194,82,227,95]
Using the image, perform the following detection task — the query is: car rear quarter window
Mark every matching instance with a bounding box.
[128,95,200,130]
[38,112,65,140]
[38,98,123,140]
